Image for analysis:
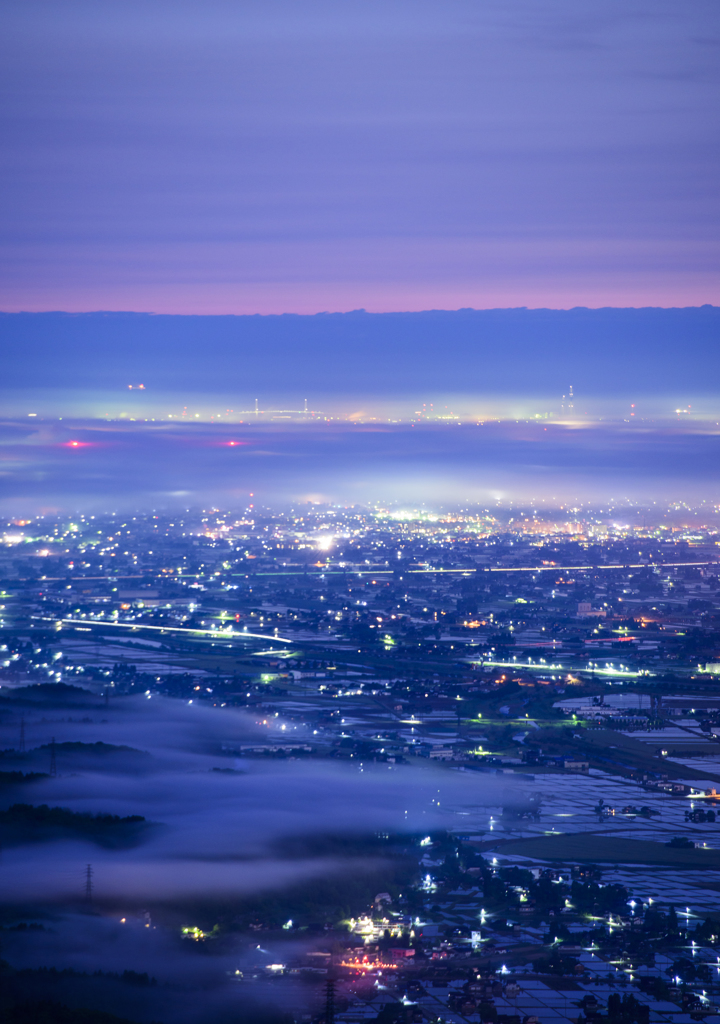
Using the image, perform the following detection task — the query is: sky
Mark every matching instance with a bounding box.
[1,1,719,511]
[1,0,719,314]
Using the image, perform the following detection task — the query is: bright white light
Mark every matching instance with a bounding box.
[315,534,334,551]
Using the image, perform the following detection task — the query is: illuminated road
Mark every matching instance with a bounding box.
[52,617,297,645]
[468,658,644,678]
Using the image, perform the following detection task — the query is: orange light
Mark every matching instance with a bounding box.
[339,959,398,971]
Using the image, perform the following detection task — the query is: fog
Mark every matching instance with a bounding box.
[0,691,518,1019]
[1,695,508,859]
[2,416,720,514]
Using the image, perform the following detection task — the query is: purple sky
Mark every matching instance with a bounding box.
[1,0,718,314]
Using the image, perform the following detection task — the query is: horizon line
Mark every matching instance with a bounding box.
[0,303,718,318]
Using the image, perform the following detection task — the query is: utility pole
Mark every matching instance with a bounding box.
[85,863,93,903]
[50,736,57,777]
[19,716,26,753]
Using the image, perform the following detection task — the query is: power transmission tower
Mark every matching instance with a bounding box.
[50,736,57,777]
[324,977,335,1024]
[19,716,26,753]
[85,863,93,903]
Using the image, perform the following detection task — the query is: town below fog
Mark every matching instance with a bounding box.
[1,504,720,1024]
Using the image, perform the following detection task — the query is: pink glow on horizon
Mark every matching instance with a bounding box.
[1,275,718,316]
[2,233,717,314]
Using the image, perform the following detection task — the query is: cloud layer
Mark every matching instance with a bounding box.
[2,416,720,512]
